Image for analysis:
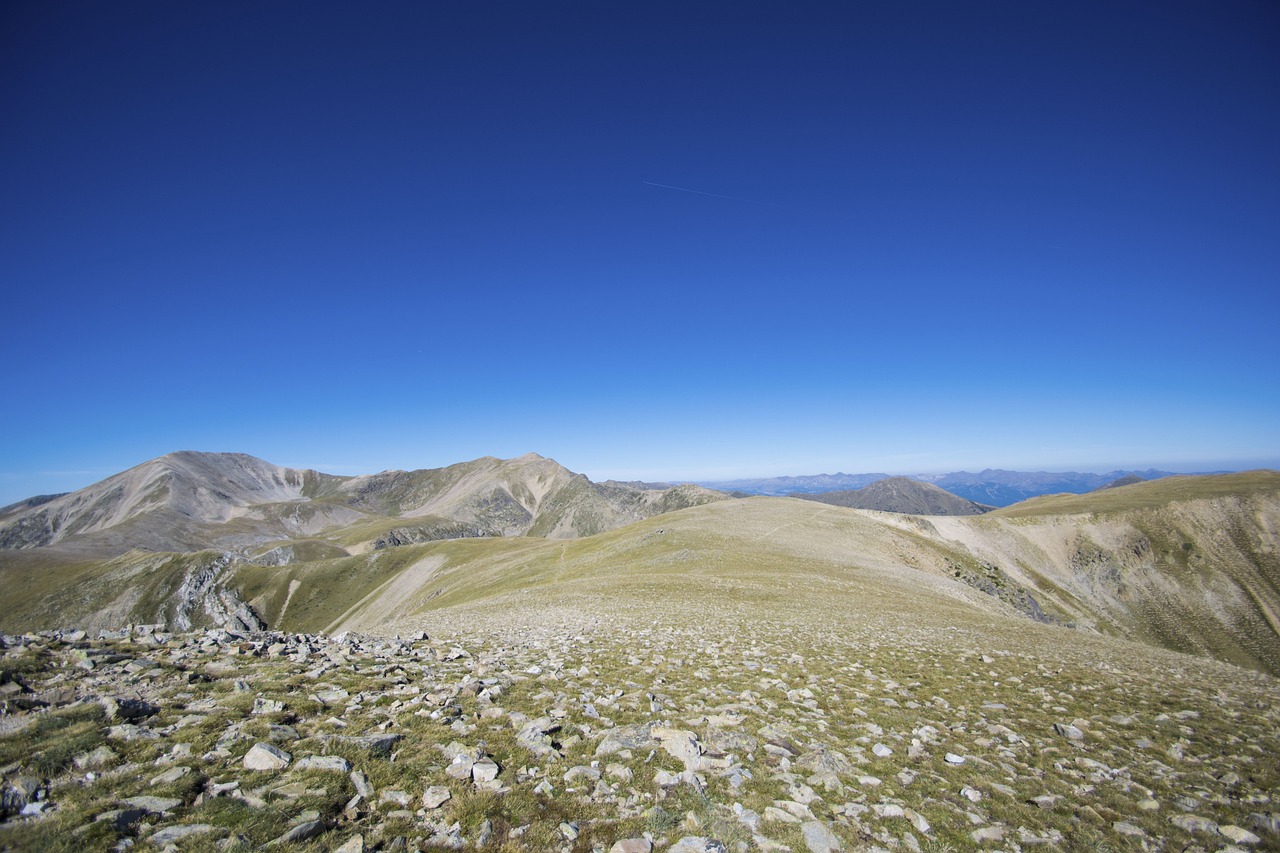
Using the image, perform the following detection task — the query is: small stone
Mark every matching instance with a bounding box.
[122,796,183,814]
[668,839,728,853]
[350,771,375,799]
[445,754,475,780]
[802,820,843,852]
[872,743,892,758]
[379,790,410,807]
[1219,825,1262,845]
[1113,822,1145,836]
[74,745,119,770]
[275,819,326,844]
[1249,813,1280,834]
[944,753,965,765]
[559,821,580,840]
[1053,722,1084,740]
[101,696,159,722]
[330,829,366,850]
[95,808,149,831]
[960,785,982,803]
[150,824,214,844]
[471,757,500,783]
[422,786,451,809]
[150,766,191,786]
[970,826,1004,843]
[243,742,291,770]
[1171,815,1218,835]
[609,840,653,853]
[904,808,930,834]
[332,835,365,853]
[295,755,352,772]
[252,697,286,715]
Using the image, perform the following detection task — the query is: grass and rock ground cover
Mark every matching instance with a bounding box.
[2,603,1277,852]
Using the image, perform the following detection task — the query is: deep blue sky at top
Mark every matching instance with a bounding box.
[2,0,1278,502]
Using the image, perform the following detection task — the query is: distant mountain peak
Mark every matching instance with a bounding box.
[795,477,992,516]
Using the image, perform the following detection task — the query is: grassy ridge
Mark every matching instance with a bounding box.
[992,470,1280,518]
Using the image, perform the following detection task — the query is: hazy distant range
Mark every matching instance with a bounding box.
[695,469,1195,506]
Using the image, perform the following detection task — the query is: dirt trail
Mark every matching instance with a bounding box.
[326,555,443,633]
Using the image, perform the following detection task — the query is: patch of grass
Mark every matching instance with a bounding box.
[0,702,107,777]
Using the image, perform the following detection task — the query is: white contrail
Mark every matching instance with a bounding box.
[642,181,766,204]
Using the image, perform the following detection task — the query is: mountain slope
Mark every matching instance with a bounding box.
[793,476,993,515]
[0,451,347,554]
[0,451,726,558]
[920,471,1280,673]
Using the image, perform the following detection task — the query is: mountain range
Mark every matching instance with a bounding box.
[0,451,725,558]
[700,468,1185,505]
[2,451,1278,679]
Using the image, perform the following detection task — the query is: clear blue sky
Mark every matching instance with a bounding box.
[2,1,1278,504]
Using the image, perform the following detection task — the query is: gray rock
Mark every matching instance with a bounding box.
[944,752,965,765]
[268,724,300,742]
[295,755,352,772]
[516,718,560,757]
[150,765,191,786]
[564,765,601,783]
[1053,722,1085,740]
[275,819,326,843]
[1171,814,1219,834]
[609,840,653,853]
[1219,825,1262,845]
[320,733,402,757]
[101,695,159,722]
[332,835,365,853]
[802,820,843,852]
[108,723,158,741]
[122,795,183,814]
[244,742,292,770]
[1249,813,1280,834]
[471,756,500,783]
[422,786,451,809]
[796,748,856,778]
[445,754,475,780]
[668,838,727,853]
[970,826,1004,843]
[596,721,658,756]
[150,823,214,844]
[95,807,149,831]
[350,771,375,799]
[73,745,119,770]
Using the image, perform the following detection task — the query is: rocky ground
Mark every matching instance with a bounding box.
[1,616,1279,852]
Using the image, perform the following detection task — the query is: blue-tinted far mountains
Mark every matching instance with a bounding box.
[699,469,1193,506]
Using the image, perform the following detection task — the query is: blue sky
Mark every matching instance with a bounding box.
[2,1,1278,504]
